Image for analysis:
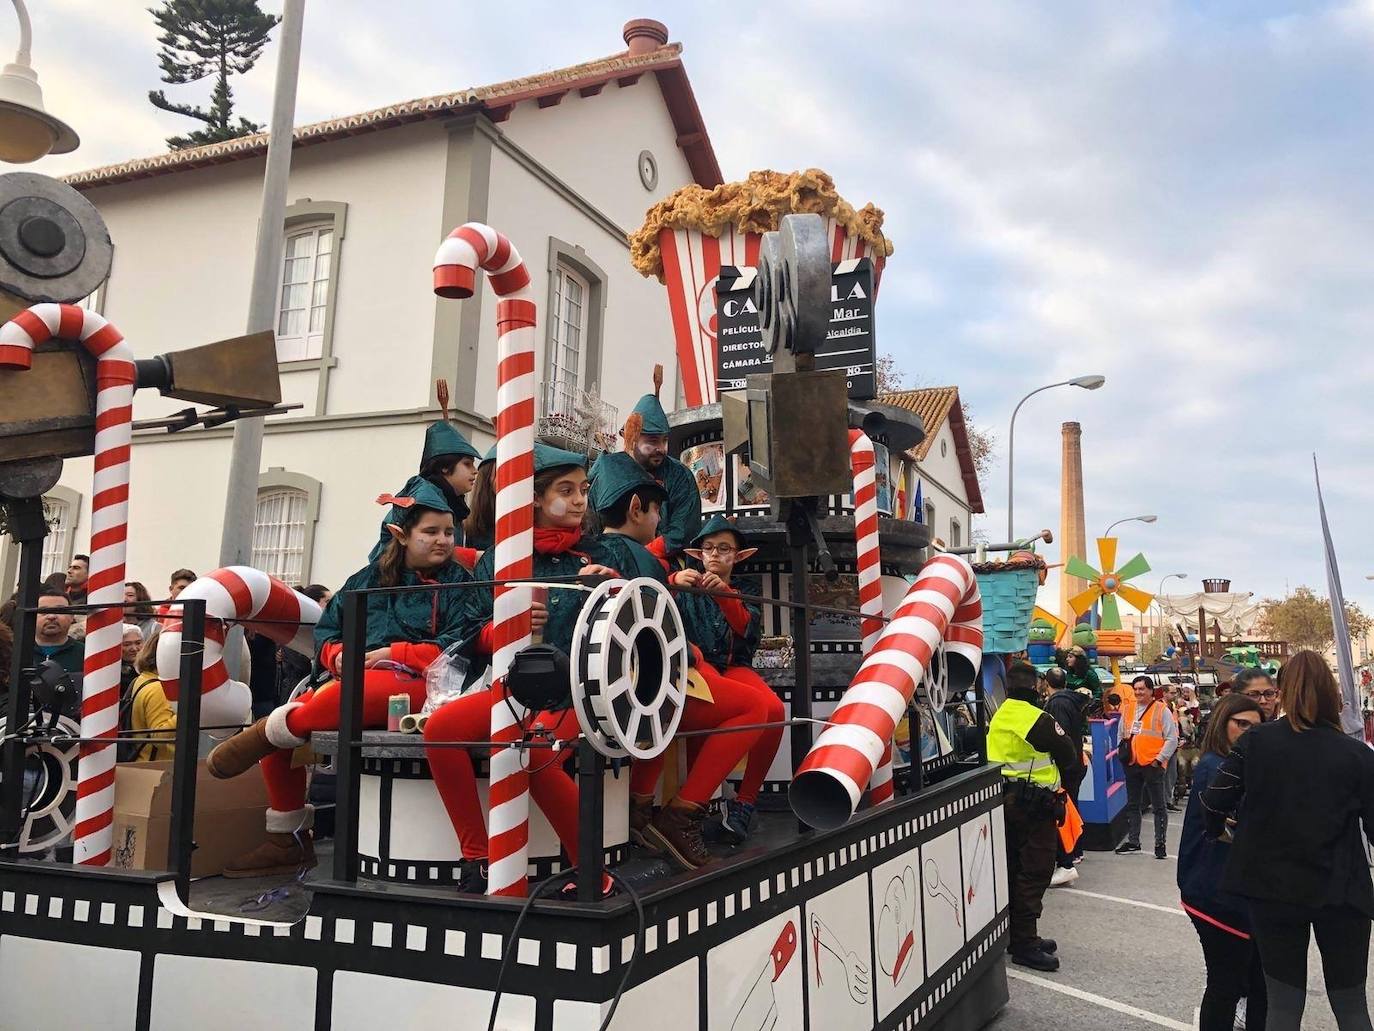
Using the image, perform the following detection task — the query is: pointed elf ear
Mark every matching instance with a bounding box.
[684,548,704,563]
[735,547,758,563]
[385,522,407,544]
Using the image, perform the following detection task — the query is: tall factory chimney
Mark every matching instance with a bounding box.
[1059,421,1088,629]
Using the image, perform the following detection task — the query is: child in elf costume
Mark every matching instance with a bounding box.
[628,516,781,868]
[586,451,673,583]
[207,477,471,877]
[462,444,498,554]
[422,443,621,894]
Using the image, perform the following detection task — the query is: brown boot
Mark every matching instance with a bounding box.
[630,793,656,848]
[206,719,274,779]
[644,797,711,870]
[222,806,317,878]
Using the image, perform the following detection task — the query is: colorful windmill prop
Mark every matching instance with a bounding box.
[1065,537,1153,681]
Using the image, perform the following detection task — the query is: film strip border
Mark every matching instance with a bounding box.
[357,845,629,886]
[882,914,1010,1031]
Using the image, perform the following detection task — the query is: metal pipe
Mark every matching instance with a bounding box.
[1006,376,1105,539]
[0,498,45,846]
[332,589,366,883]
[575,739,604,902]
[219,0,307,677]
[9,0,31,66]
[942,529,1053,557]
[167,599,205,903]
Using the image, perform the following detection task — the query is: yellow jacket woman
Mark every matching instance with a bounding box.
[123,633,176,762]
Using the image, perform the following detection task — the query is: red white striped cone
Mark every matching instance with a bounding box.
[434,223,536,898]
[658,221,886,406]
[790,555,983,831]
[0,304,135,866]
[156,567,321,727]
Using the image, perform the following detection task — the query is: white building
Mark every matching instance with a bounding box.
[879,387,985,546]
[2,20,721,595]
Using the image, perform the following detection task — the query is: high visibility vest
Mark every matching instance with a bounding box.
[987,698,1062,790]
[1125,701,1167,766]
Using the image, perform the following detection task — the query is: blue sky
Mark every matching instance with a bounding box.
[24,1,1374,612]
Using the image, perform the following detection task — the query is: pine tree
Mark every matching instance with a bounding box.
[147,0,280,150]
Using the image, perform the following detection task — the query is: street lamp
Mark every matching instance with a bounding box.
[0,0,78,162]
[1103,514,1157,538]
[1153,572,1187,648]
[1006,374,1106,539]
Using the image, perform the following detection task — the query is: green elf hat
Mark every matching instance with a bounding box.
[622,364,670,449]
[480,443,497,467]
[691,513,748,549]
[589,450,664,513]
[421,420,481,467]
[534,441,588,474]
[368,475,454,561]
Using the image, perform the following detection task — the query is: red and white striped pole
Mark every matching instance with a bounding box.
[0,304,135,866]
[791,554,983,831]
[157,567,321,725]
[433,223,535,897]
[847,430,897,805]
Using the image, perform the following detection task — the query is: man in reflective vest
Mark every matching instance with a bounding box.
[987,660,1079,972]
[1114,674,1179,859]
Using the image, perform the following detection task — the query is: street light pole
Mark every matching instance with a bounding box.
[220,0,306,574]
[1153,572,1187,655]
[1103,514,1157,539]
[1006,374,1105,540]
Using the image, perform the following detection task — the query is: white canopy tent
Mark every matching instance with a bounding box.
[1157,592,1262,637]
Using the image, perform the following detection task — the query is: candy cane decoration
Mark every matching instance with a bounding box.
[434,223,535,897]
[156,567,321,727]
[0,304,134,866]
[790,554,983,831]
[848,430,897,806]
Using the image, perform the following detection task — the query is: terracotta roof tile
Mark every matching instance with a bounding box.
[62,41,721,190]
[879,386,985,514]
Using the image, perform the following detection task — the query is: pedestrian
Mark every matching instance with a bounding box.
[1235,667,1279,722]
[34,589,84,678]
[1042,666,1088,886]
[987,660,1079,972]
[64,554,89,606]
[1115,674,1178,859]
[1178,692,1267,1031]
[1174,682,1202,804]
[1162,683,1184,810]
[118,631,177,764]
[119,624,142,693]
[155,568,198,627]
[123,582,156,639]
[1203,651,1374,1031]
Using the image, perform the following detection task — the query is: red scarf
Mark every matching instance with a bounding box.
[533,525,582,555]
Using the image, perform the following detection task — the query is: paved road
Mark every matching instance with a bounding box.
[989,812,1370,1030]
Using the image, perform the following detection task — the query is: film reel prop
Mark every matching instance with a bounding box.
[569,577,688,759]
[754,212,831,364]
[0,714,79,854]
[918,643,952,713]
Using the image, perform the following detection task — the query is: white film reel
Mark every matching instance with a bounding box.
[0,714,80,853]
[569,577,689,759]
[919,643,952,713]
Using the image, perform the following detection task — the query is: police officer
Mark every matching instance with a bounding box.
[987,660,1079,972]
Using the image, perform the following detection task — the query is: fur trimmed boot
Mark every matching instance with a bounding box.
[207,702,306,780]
[222,806,317,879]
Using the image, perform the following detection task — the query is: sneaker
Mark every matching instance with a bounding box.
[457,858,488,894]
[719,799,756,846]
[1114,841,1142,854]
[558,872,615,901]
[1009,944,1060,972]
[1072,856,1084,865]
[1155,844,1168,860]
[643,798,712,870]
[1166,802,1181,812]
[1049,866,1079,888]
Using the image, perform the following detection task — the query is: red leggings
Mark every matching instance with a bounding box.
[718,665,785,806]
[423,691,581,863]
[260,668,428,814]
[630,661,767,806]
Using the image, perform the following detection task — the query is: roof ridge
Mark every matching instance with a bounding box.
[62,42,684,188]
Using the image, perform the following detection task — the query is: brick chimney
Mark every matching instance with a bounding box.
[1059,421,1087,632]
[623,19,669,55]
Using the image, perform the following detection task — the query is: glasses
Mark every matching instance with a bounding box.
[1229,716,1261,730]
[699,545,736,556]
[1244,689,1278,701]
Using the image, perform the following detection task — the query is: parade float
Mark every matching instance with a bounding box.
[0,169,1011,1031]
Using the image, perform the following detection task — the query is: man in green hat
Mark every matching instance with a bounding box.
[588,451,670,583]
[592,371,701,559]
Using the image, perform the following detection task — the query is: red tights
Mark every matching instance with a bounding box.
[719,665,785,806]
[423,691,581,862]
[630,661,769,806]
[259,668,427,813]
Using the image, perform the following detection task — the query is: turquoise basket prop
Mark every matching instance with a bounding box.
[972,556,1046,654]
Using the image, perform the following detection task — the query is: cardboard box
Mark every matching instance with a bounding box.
[111,760,270,878]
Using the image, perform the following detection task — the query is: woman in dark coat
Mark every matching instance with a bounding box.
[1178,692,1266,1030]
[1202,651,1374,1030]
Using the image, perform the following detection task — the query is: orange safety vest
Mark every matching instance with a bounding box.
[1125,701,1167,766]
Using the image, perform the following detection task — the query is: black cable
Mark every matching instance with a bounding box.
[485,870,565,1031]
[598,870,646,1031]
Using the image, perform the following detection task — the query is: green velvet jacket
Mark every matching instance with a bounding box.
[313,559,473,662]
[675,574,763,669]
[594,532,668,584]
[653,457,702,555]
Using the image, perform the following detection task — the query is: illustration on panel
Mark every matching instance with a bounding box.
[707,908,802,1031]
[961,813,996,938]
[870,848,925,1023]
[990,803,1008,914]
[920,827,965,977]
[805,872,873,1028]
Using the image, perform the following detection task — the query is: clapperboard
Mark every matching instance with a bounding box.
[714,257,877,400]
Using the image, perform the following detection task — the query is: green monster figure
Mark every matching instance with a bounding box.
[1026,618,1057,665]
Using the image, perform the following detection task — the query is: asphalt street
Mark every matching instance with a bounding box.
[989,812,1370,1030]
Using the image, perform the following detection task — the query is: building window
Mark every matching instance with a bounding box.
[252,469,323,584]
[950,518,962,549]
[543,239,607,416]
[924,502,936,528]
[275,224,333,362]
[40,497,73,577]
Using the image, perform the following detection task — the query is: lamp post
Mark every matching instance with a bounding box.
[1103,513,1157,538]
[0,0,78,162]
[1006,374,1105,540]
[1153,572,1187,655]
